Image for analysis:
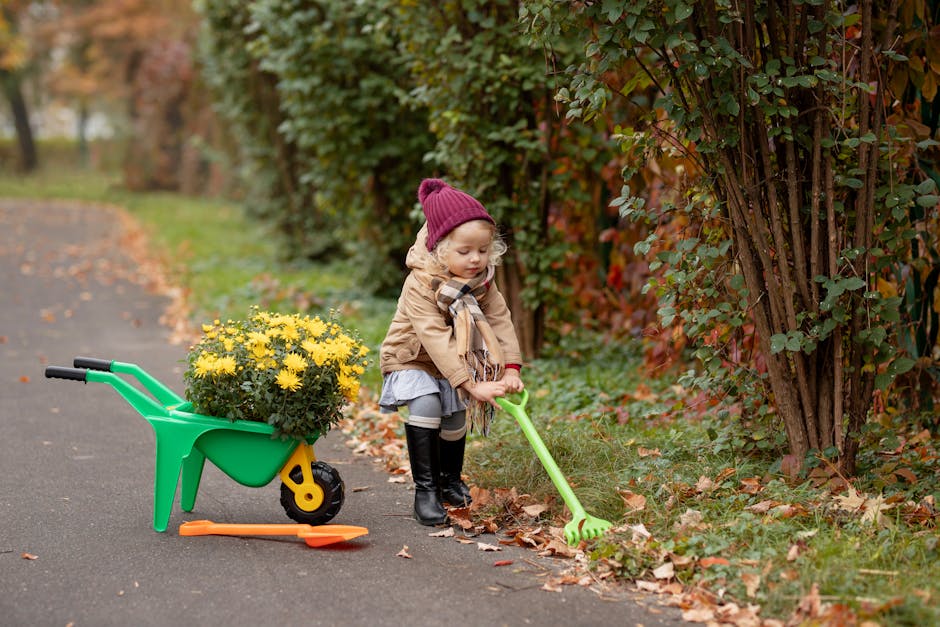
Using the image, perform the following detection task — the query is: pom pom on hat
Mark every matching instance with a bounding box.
[418,178,495,251]
[418,178,447,204]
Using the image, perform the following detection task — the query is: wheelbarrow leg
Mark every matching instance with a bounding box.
[148,418,205,532]
[180,449,207,512]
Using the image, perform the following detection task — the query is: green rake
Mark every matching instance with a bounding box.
[496,390,613,546]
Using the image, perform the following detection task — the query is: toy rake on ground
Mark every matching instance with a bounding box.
[496,390,613,546]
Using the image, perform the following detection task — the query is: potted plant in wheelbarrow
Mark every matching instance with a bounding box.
[45,307,369,534]
[181,308,369,524]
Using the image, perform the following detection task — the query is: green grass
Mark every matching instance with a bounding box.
[4,150,938,625]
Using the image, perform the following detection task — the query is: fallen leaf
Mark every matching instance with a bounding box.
[477,542,501,552]
[387,476,406,484]
[653,562,674,579]
[694,476,714,493]
[741,572,761,597]
[396,545,412,559]
[428,528,454,538]
[618,489,647,511]
[745,499,776,513]
[787,543,803,561]
[715,467,736,482]
[0,336,7,343]
[19,376,30,383]
[679,509,703,527]
[740,477,762,494]
[699,557,730,568]
[637,446,661,457]
[493,560,513,567]
[682,608,715,622]
[21,552,38,560]
[522,503,548,517]
[351,486,370,492]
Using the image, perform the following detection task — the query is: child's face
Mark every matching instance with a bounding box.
[440,220,494,279]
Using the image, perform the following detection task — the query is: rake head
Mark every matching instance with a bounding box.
[564,513,613,546]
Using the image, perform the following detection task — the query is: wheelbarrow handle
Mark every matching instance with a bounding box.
[73,356,113,371]
[45,366,88,382]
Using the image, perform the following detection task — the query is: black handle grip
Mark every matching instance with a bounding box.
[73,357,112,371]
[45,366,88,382]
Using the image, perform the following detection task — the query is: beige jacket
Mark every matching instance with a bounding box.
[379,225,523,390]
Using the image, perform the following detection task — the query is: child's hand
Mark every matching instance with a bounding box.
[462,380,507,406]
[500,369,525,393]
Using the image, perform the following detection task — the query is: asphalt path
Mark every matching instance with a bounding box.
[0,199,687,627]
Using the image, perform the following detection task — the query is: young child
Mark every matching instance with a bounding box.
[379,178,525,526]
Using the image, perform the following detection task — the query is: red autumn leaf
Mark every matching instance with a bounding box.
[493,560,514,567]
[19,375,30,383]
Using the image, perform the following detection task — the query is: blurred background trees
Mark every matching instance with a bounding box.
[2,0,938,473]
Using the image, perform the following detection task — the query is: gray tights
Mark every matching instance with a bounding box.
[405,394,467,441]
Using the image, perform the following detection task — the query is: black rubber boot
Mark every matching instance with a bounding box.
[439,435,473,507]
[405,424,448,525]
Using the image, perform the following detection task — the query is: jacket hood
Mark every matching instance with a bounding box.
[405,223,432,271]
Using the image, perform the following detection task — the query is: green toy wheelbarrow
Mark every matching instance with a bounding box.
[496,390,613,546]
[45,357,345,533]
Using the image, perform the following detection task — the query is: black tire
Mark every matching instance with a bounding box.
[279,461,345,525]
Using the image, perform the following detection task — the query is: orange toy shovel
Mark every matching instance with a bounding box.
[179,520,369,547]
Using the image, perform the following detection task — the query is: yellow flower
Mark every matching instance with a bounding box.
[222,338,235,352]
[304,317,328,337]
[338,372,359,401]
[247,331,269,345]
[280,324,300,342]
[275,369,302,392]
[193,353,216,378]
[216,356,237,375]
[283,352,308,373]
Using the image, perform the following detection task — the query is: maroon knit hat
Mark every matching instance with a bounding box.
[418,178,495,251]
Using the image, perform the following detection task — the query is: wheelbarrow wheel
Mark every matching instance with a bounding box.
[280,461,345,525]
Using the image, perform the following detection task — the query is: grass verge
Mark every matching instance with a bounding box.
[3,158,938,625]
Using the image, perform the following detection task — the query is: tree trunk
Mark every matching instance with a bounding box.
[2,72,38,172]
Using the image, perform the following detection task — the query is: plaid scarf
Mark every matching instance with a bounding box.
[429,266,504,435]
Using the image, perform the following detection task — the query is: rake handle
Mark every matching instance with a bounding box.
[495,390,587,520]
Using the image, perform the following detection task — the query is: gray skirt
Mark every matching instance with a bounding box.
[379,369,466,417]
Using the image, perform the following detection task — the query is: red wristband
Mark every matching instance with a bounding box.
[505,363,521,371]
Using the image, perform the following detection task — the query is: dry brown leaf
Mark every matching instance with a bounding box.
[741,572,761,598]
[493,560,513,567]
[618,489,647,511]
[428,528,454,538]
[396,545,412,559]
[476,542,501,552]
[681,607,715,622]
[745,499,775,513]
[21,552,38,560]
[521,503,548,518]
[653,562,675,579]
[694,476,714,493]
[715,467,736,482]
[740,477,762,494]
[635,580,661,593]
[19,375,30,383]
[637,446,661,457]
